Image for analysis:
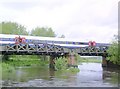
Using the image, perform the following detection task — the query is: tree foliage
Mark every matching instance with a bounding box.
[0,21,28,35]
[55,57,68,70]
[31,27,56,37]
[30,27,56,60]
[107,35,120,65]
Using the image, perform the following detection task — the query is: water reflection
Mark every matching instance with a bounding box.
[2,63,119,87]
[49,68,55,79]
[102,67,119,85]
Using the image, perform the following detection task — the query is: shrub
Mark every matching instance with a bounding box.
[55,57,67,70]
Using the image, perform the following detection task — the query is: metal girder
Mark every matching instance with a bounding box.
[2,43,66,54]
[1,43,108,56]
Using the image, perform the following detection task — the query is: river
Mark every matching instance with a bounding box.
[2,63,119,87]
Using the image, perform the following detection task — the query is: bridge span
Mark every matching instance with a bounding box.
[0,34,111,67]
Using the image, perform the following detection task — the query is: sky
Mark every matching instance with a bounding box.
[0,0,119,43]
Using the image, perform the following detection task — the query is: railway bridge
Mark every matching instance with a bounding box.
[0,34,111,68]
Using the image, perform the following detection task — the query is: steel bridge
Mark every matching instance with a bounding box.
[0,34,110,57]
[0,34,111,67]
[0,43,109,57]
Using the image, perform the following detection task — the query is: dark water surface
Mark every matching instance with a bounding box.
[2,63,119,87]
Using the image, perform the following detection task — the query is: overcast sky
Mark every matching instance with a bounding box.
[0,0,119,43]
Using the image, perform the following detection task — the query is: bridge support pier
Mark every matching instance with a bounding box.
[102,56,107,67]
[66,53,78,68]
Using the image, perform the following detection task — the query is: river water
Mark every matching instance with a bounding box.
[2,63,119,87]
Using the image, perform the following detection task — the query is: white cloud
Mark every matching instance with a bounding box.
[0,0,118,43]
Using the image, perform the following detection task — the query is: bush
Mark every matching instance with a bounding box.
[55,57,67,70]
[107,41,120,65]
[55,57,80,73]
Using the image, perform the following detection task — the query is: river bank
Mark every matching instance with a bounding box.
[1,63,119,87]
[0,55,102,72]
[1,55,81,73]
[79,58,102,63]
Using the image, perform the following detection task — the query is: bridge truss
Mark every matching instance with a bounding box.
[0,43,108,56]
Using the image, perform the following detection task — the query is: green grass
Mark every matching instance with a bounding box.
[1,55,49,72]
[0,62,15,72]
[74,53,102,64]
[79,58,102,63]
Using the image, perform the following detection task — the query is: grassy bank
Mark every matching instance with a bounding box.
[1,55,80,73]
[79,58,102,63]
[1,55,49,72]
[1,55,101,73]
[74,53,102,63]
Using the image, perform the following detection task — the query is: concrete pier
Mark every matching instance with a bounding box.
[67,52,78,67]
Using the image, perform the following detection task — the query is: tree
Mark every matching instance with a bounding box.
[31,27,56,37]
[0,21,28,35]
[107,35,120,65]
[30,27,56,61]
[0,21,28,61]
